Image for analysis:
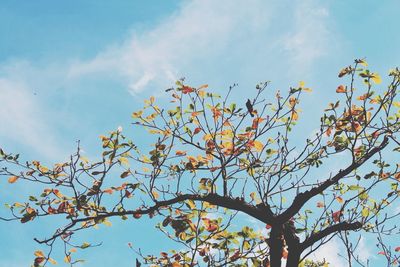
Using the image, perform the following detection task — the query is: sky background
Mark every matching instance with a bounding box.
[0,0,400,266]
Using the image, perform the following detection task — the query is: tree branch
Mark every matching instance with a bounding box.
[300,221,362,250]
[34,193,274,244]
[279,136,389,222]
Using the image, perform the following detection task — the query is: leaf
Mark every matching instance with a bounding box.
[118,157,129,166]
[34,250,45,258]
[253,140,264,152]
[335,196,344,203]
[332,211,342,222]
[48,258,57,265]
[103,219,112,227]
[349,185,362,191]
[395,246,400,252]
[198,84,208,90]
[103,188,113,194]
[152,190,159,199]
[291,110,299,121]
[64,255,71,263]
[175,150,187,156]
[186,199,196,210]
[356,59,368,67]
[8,176,19,183]
[193,127,201,135]
[361,207,369,217]
[371,73,382,84]
[336,85,346,93]
[120,169,131,178]
[81,242,91,249]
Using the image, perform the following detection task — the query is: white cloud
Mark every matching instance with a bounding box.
[356,236,373,264]
[67,0,336,94]
[0,78,64,159]
[0,0,338,160]
[308,238,347,266]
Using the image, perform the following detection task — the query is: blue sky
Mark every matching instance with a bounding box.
[0,0,400,266]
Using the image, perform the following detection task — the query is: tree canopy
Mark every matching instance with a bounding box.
[2,60,400,266]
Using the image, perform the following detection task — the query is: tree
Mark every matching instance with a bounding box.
[1,60,400,267]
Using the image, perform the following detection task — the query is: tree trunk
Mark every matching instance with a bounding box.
[269,226,284,267]
[285,248,301,267]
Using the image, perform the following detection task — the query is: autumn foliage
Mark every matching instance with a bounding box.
[1,60,400,266]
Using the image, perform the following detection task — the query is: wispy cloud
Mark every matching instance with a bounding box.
[308,238,347,266]
[0,0,337,160]
[67,0,335,94]
[0,78,64,159]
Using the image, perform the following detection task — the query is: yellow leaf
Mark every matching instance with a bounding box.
[361,207,369,217]
[203,133,214,141]
[198,90,206,98]
[186,199,196,209]
[299,81,305,88]
[371,73,382,84]
[150,96,155,104]
[291,110,299,121]
[118,157,129,166]
[8,176,19,183]
[356,59,368,67]
[34,250,45,257]
[103,219,112,227]
[198,84,208,89]
[48,258,57,265]
[172,262,182,267]
[393,102,400,108]
[152,190,160,199]
[80,156,89,164]
[64,255,71,263]
[253,140,263,152]
[132,110,143,118]
[250,192,256,201]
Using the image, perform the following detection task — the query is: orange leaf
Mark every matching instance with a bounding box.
[175,150,187,156]
[336,196,344,203]
[103,188,113,194]
[395,247,400,252]
[326,127,332,137]
[198,84,208,90]
[8,176,19,183]
[336,85,347,93]
[34,250,45,258]
[172,262,182,267]
[289,97,297,107]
